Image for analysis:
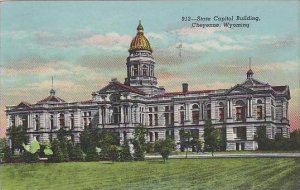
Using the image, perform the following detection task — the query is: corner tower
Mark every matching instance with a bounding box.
[124,21,164,96]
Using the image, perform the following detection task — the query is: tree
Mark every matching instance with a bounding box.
[132,125,147,161]
[50,139,64,162]
[254,126,268,150]
[107,145,120,162]
[120,139,132,162]
[80,128,98,161]
[3,145,13,163]
[6,125,29,154]
[203,120,222,156]
[179,129,192,158]
[154,138,175,162]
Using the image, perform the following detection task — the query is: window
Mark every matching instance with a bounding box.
[149,114,153,126]
[149,107,153,112]
[142,65,148,76]
[50,115,54,130]
[180,106,185,125]
[123,131,127,140]
[154,107,158,112]
[233,127,246,139]
[21,115,28,129]
[165,106,169,111]
[180,111,184,125]
[155,132,159,140]
[219,108,225,121]
[165,113,169,126]
[192,104,199,124]
[70,114,74,129]
[35,115,39,131]
[154,114,158,126]
[59,114,65,128]
[133,65,138,76]
[113,107,120,124]
[206,104,211,120]
[236,107,244,121]
[257,106,263,119]
[192,111,199,124]
[149,132,153,142]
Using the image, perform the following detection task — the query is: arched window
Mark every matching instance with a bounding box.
[192,104,199,124]
[218,102,225,121]
[180,106,185,125]
[235,100,245,121]
[257,99,263,104]
[142,65,148,76]
[110,94,120,103]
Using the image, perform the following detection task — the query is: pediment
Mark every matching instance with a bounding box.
[16,102,32,109]
[98,81,144,95]
[98,83,123,94]
[226,85,254,95]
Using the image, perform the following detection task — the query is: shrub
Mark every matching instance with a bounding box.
[3,146,13,163]
[154,138,175,162]
[107,145,120,162]
[120,139,132,162]
[50,140,64,162]
[146,142,155,153]
[73,143,85,161]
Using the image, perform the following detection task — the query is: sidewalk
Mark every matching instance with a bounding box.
[145,152,300,159]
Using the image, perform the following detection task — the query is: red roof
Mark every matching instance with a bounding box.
[271,86,288,92]
[154,90,213,98]
[37,95,66,104]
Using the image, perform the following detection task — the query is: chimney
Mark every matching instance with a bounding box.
[182,83,188,93]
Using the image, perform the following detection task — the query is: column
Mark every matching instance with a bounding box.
[174,128,181,150]
[250,98,253,117]
[99,106,103,125]
[227,100,230,118]
[120,105,124,124]
[74,110,81,130]
[247,98,250,117]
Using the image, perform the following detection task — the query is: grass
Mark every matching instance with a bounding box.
[0,158,300,190]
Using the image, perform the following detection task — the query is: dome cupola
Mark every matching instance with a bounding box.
[129,20,152,53]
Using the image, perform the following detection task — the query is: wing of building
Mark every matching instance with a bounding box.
[5,21,291,151]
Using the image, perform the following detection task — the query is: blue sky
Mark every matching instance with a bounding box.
[0,1,299,135]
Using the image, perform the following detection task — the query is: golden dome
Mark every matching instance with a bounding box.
[129,21,152,52]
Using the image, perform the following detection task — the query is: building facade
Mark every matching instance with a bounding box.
[6,22,291,151]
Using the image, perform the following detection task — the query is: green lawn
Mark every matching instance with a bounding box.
[1,158,300,190]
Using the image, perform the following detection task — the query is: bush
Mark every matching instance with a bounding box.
[23,151,39,163]
[120,139,132,162]
[50,140,64,162]
[146,142,155,153]
[107,145,120,162]
[132,140,145,161]
[154,138,175,162]
[3,146,13,163]
[73,143,85,161]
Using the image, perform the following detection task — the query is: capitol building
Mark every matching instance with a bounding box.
[6,22,291,151]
